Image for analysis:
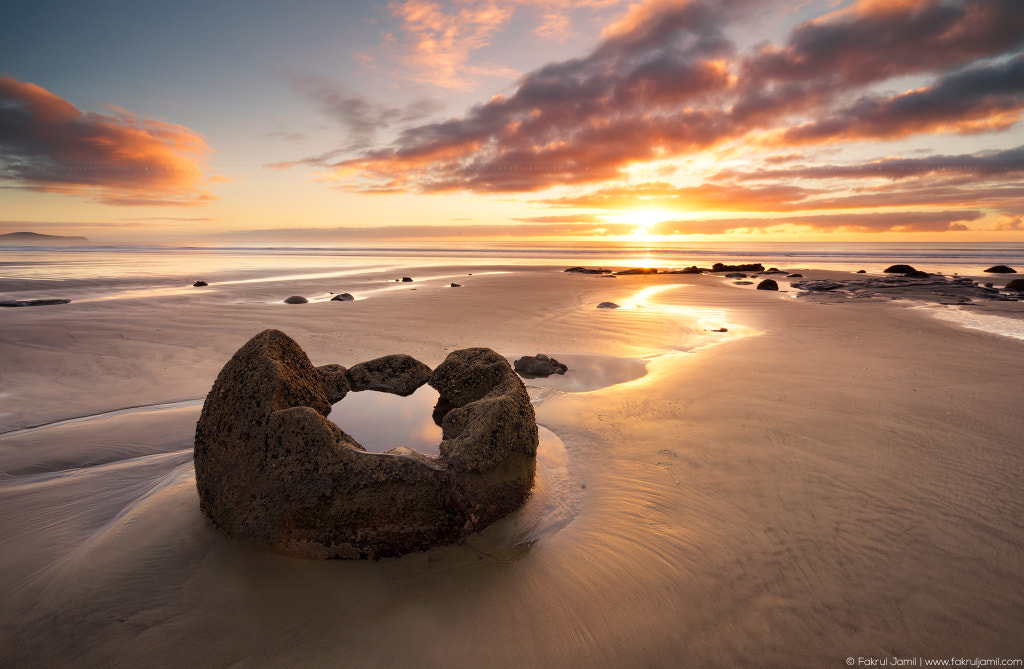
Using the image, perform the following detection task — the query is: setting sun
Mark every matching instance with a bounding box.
[606,210,679,232]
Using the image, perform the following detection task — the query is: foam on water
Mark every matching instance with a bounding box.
[918,304,1024,341]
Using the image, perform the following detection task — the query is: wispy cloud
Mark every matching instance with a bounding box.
[384,0,519,90]
[0,77,217,206]
[291,75,444,151]
[380,0,631,89]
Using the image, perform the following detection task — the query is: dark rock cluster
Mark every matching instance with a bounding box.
[564,267,612,274]
[193,330,538,559]
[792,273,1023,304]
[712,262,765,272]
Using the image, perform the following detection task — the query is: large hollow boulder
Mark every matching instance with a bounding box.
[193,329,538,559]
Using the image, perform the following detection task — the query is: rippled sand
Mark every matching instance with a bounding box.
[2,266,1023,667]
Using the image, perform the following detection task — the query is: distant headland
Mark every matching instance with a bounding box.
[0,231,90,244]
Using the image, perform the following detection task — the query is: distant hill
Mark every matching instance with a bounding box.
[0,231,90,244]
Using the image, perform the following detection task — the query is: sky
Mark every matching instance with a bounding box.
[1,0,1023,243]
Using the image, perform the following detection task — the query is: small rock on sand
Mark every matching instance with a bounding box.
[513,354,568,377]
[884,264,917,274]
[756,279,779,291]
[401,277,414,282]
[1004,278,1024,292]
[597,302,621,309]
[330,293,354,301]
[284,296,308,304]
[450,283,461,287]
[985,265,1017,273]
[193,281,208,287]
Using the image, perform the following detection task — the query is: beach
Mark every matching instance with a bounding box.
[2,251,1024,667]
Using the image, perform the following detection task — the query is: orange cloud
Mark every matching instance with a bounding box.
[386,0,517,89]
[383,0,632,88]
[317,0,1022,197]
[0,76,215,206]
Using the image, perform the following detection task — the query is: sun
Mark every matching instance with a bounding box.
[605,210,678,240]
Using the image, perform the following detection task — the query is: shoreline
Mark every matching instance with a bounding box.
[2,259,1023,666]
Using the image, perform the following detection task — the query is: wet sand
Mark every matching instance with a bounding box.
[1,265,1023,667]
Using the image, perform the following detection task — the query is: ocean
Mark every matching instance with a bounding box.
[3,240,1023,284]
[3,240,1023,339]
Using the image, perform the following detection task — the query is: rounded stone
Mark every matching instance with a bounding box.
[193,330,538,559]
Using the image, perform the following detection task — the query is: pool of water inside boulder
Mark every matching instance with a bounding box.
[328,384,444,455]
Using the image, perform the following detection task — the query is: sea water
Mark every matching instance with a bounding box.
[3,240,1023,286]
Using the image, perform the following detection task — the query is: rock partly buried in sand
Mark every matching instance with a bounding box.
[330,293,354,301]
[450,283,461,287]
[513,354,568,377]
[193,281,208,287]
[401,277,414,282]
[194,330,538,559]
[0,298,71,307]
[985,265,1017,274]
[756,279,779,291]
[346,354,432,396]
[597,301,621,309]
[284,295,308,304]
[884,264,917,274]
[1004,278,1024,292]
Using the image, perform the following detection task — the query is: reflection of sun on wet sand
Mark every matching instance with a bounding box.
[1,263,1023,666]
